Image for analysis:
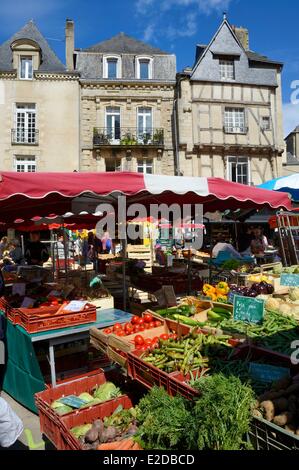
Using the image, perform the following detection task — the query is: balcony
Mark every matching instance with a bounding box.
[93,127,164,148]
[223,126,248,135]
[11,129,39,145]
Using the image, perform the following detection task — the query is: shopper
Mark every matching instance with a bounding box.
[250,226,269,256]
[8,240,24,265]
[0,397,23,449]
[212,235,243,260]
[24,232,49,266]
[0,237,8,259]
[101,231,112,254]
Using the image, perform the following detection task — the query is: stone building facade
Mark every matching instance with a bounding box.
[0,20,80,173]
[72,29,176,174]
[176,18,285,185]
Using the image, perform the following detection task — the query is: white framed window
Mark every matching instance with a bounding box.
[105,106,121,142]
[105,158,121,172]
[136,57,153,79]
[137,107,153,142]
[224,108,246,134]
[20,56,33,80]
[261,116,271,130]
[137,159,153,174]
[14,103,36,144]
[103,55,121,79]
[227,157,250,185]
[219,59,235,80]
[14,155,36,172]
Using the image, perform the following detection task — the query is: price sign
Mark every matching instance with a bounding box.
[233,295,264,324]
[249,363,290,384]
[61,300,88,312]
[280,273,299,287]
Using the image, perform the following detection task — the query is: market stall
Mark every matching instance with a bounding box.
[0,171,297,451]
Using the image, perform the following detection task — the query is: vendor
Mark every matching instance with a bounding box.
[0,397,23,449]
[250,227,269,257]
[212,235,242,260]
[24,232,49,266]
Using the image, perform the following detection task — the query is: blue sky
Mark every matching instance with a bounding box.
[1,0,298,136]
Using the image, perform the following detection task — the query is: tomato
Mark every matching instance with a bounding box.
[116,330,126,337]
[134,335,144,346]
[131,316,139,325]
[170,333,178,340]
[113,323,122,331]
[138,325,145,332]
[154,320,162,328]
[149,322,155,329]
[135,344,142,350]
[140,345,148,352]
[51,300,59,306]
[133,325,140,333]
[151,336,159,344]
[124,323,134,334]
[145,338,153,346]
[103,328,112,334]
[160,334,169,341]
[144,323,151,330]
[137,318,144,325]
[143,313,153,323]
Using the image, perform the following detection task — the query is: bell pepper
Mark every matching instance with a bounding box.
[203,284,216,296]
[216,281,230,295]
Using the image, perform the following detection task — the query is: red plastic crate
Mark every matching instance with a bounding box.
[17,303,96,333]
[59,395,133,450]
[35,369,126,448]
[168,370,203,400]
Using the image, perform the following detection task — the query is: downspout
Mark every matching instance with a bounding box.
[174,74,188,176]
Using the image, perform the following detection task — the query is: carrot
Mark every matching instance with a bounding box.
[118,438,134,450]
[132,442,142,450]
[97,440,120,451]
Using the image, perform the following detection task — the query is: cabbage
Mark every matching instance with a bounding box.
[71,424,92,439]
[289,288,299,301]
[78,392,94,404]
[51,400,67,409]
[55,405,73,416]
[93,382,121,402]
[265,298,281,312]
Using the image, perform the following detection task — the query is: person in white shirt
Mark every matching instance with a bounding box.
[212,235,242,260]
[0,397,23,448]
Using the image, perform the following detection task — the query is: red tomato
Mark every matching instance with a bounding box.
[171,333,178,340]
[103,328,112,334]
[140,345,148,352]
[131,316,139,325]
[51,300,59,306]
[134,335,145,346]
[155,321,162,328]
[137,318,144,325]
[143,313,153,323]
[138,325,145,332]
[113,323,122,331]
[133,325,140,333]
[151,336,159,344]
[124,323,134,334]
[135,344,142,350]
[160,334,169,341]
[149,322,155,329]
[116,330,126,337]
[144,323,151,330]
[145,338,153,346]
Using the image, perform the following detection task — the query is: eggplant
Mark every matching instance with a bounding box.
[266,283,274,294]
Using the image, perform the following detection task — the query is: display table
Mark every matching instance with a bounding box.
[1,308,131,413]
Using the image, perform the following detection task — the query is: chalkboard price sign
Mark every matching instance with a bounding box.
[280,273,299,287]
[233,295,265,324]
[249,363,290,384]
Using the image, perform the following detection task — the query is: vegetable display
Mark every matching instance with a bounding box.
[103,313,162,337]
[50,382,122,415]
[141,330,234,374]
[202,282,230,302]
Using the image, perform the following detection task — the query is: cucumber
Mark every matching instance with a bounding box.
[212,307,232,315]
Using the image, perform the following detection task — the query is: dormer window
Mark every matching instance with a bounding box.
[103,55,121,79]
[219,59,235,80]
[20,56,33,80]
[136,57,152,80]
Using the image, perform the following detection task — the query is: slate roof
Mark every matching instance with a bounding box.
[193,44,283,68]
[81,32,168,55]
[0,20,66,72]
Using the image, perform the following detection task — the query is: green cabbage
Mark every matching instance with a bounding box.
[71,424,92,439]
[78,392,94,404]
[55,405,73,416]
[93,382,121,402]
[51,400,67,409]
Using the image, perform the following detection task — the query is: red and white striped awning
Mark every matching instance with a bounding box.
[0,172,291,223]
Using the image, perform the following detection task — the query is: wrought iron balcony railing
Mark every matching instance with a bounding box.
[93,127,164,147]
[11,129,39,145]
[223,125,248,135]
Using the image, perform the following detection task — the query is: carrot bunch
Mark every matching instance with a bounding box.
[97,438,142,451]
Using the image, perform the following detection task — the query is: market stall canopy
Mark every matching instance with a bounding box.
[258,174,299,201]
[0,172,291,223]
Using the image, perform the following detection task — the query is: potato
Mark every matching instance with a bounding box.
[271,377,292,392]
[273,412,294,427]
[252,409,263,419]
[273,398,289,414]
[260,401,275,422]
[85,425,99,444]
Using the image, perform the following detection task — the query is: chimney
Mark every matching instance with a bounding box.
[65,19,74,71]
[232,25,249,51]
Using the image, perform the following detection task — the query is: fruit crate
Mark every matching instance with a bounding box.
[17,303,96,333]
[59,395,133,450]
[35,369,126,448]
[248,415,299,450]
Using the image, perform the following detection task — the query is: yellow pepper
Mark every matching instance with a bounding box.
[216,295,228,303]
[203,284,216,296]
[216,281,230,295]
